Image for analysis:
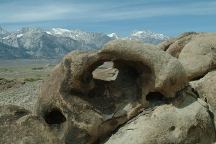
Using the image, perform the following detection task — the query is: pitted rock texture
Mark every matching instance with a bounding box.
[0,105,62,144]
[36,40,188,143]
[104,88,216,144]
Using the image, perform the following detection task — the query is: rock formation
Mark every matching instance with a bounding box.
[1,35,216,144]
[158,32,198,56]
[0,105,62,144]
[35,40,188,143]
[105,89,215,144]
[190,70,216,114]
[158,32,216,80]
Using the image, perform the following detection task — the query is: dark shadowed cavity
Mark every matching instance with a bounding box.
[44,108,66,124]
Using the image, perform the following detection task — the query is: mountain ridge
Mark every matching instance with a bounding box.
[0,27,169,59]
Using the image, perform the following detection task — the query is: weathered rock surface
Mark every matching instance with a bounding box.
[92,61,119,81]
[2,35,216,144]
[159,32,216,80]
[36,40,188,143]
[157,32,198,53]
[190,71,216,113]
[178,33,216,80]
[0,105,62,144]
[101,40,188,98]
[105,89,216,144]
[166,32,198,58]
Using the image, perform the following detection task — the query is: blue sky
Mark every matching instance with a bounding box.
[0,0,216,36]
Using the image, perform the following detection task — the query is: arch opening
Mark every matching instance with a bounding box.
[44,108,66,125]
[85,60,146,115]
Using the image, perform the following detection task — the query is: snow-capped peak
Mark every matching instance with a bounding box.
[51,28,71,35]
[46,31,52,35]
[131,30,169,40]
[17,34,23,38]
[2,36,9,40]
[128,30,169,44]
[132,31,146,36]
[107,33,119,39]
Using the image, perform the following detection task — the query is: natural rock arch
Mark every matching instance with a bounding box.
[36,40,188,143]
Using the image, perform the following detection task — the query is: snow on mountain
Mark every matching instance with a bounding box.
[46,31,52,35]
[0,27,113,58]
[17,34,23,38]
[51,28,71,35]
[0,27,169,59]
[129,30,169,44]
[48,28,112,48]
[107,33,119,39]
[131,30,168,40]
[2,36,10,40]
[108,30,169,44]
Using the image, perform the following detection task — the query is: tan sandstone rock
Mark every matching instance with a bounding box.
[157,32,198,54]
[159,32,216,80]
[166,32,198,58]
[190,71,216,113]
[178,33,216,80]
[104,88,216,144]
[36,40,188,143]
[0,105,62,144]
[2,33,216,144]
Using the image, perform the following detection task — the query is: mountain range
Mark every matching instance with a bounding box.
[0,27,169,59]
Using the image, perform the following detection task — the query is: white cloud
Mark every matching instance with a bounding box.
[0,0,216,24]
[93,1,216,21]
[9,8,69,22]
[0,4,78,23]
